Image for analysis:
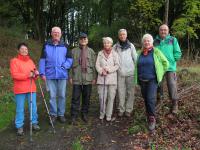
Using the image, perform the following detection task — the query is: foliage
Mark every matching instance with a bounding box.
[72,138,84,150]
[172,0,200,39]
[129,0,164,42]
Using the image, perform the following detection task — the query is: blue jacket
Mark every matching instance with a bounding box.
[39,39,73,79]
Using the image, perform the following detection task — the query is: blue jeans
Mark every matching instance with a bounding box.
[139,79,158,116]
[46,79,67,117]
[15,93,38,129]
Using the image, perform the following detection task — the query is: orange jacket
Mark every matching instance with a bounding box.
[10,54,37,94]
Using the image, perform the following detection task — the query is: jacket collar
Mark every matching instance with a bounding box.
[155,34,171,41]
[46,39,65,46]
[116,40,131,50]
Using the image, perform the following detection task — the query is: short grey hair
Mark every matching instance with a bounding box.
[51,26,61,33]
[118,29,127,35]
[102,37,113,45]
[142,33,154,46]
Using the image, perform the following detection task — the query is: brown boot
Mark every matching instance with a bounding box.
[172,100,178,114]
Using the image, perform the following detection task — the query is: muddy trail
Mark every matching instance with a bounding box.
[1,80,200,150]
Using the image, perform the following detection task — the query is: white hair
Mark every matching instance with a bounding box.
[102,37,113,45]
[51,26,61,33]
[142,33,154,46]
[118,29,127,35]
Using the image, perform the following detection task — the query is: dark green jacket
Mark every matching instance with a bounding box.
[70,47,96,85]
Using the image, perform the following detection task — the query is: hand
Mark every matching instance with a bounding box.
[30,71,35,78]
[41,75,46,81]
[102,69,107,76]
[69,78,73,84]
[34,70,39,77]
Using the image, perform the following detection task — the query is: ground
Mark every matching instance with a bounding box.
[0,70,200,150]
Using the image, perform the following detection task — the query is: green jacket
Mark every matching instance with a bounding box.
[134,47,169,84]
[70,47,96,85]
[154,34,182,71]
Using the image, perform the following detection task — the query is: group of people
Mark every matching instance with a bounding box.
[10,24,181,136]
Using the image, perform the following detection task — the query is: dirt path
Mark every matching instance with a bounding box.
[1,82,200,150]
[0,101,136,150]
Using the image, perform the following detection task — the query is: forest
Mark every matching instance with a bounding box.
[1,0,200,58]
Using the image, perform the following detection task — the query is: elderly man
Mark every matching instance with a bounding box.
[39,26,73,123]
[69,32,96,124]
[154,24,182,114]
[113,29,137,117]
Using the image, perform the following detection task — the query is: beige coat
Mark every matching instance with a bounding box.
[96,50,120,85]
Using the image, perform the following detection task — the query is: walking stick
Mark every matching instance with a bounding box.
[38,79,56,133]
[30,78,33,142]
[100,76,106,123]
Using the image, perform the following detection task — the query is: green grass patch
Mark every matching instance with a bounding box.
[0,92,15,131]
[128,111,148,134]
[72,138,84,150]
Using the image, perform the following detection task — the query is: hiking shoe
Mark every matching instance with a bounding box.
[125,112,131,117]
[148,116,156,131]
[58,116,66,123]
[81,114,88,123]
[17,127,24,136]
[33,124,40,131]
[118,112,124,117]
[172,101,178,114]
[106,116,111,122]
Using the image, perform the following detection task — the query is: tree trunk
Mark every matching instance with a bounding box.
[164,0,169,24]
[187,33,190,59]
[33,0,45,42]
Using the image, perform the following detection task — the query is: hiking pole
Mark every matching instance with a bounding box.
[30,77,33,142]
[38,79,56,134]
[100,76,106,123]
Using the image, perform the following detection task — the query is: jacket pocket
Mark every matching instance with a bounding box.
[86,66,93,81]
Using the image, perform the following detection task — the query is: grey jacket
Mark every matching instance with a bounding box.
[113,41,137,76]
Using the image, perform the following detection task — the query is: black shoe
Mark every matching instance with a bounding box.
[58,116,66,123]
[49,115,57,125]
[17,127,24,136]
[81,114,88,123]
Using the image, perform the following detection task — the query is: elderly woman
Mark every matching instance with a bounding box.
[96,37,120,121]
[10,43,40,136]
[135,34,169,132]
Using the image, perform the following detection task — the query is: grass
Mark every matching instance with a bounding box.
[0,92,15,130]
[72,138,84,150]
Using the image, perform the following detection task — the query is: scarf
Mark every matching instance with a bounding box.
[79,46,88,73]
[142,46,153,56]
[103,48,112,58]
[17,54,30,62]
[119,40,130,50]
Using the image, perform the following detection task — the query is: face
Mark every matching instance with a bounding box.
[18,45,28,56]
[143,38,152,49]
[118,31,127,42]
[51,28,61,41]
[103,40,112,50]
[79,37,88,46]
[159,25,169,39]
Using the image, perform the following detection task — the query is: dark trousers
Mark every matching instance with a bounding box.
[71,84,92,118]
[139,79,158,116]
[157,72,178,101]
